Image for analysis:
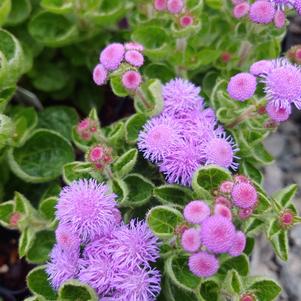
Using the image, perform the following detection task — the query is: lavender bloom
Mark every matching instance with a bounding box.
[108,220,160,269]
[261,58,301,110]
[46,244,79,290]
[55,223,80,252]
[162,78,204,114]
[78,253,116,296]
[159,140,203,186]
[112,267,161,301]
[56,179,119,242]
[138,114,182,162]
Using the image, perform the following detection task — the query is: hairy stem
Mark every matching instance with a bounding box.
[226,105,256,129]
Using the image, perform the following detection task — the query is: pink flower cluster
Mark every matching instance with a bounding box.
[231,0,299,28]
[227,58,301,123]
[180,175,258,278]
[181,200,246,278]
[46,180,161,300]
[93,42,144,90]
[153,0,195,28]
[76,118,98,141]
[86,144,113,171]
[138,78,239,186]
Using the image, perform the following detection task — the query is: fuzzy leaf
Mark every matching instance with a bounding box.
[112,148,138,177]
[125,113,147,144]
[0,201,14,226]
[219,254,249,276]
[8,129,74,183]
[153,185,194,207]
[274,184,298,208]
[27,265,57,300]
[270,230,288,261]
[247,278,281,301]
[63,161,92,184]
[39,197,57,221]
[58,280,98,301]
[199,280,219,301]
[147,205,183,239]
[5,0,31,25]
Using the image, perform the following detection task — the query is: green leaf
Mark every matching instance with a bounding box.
[26,230,55,263]
[18,227,35,258]
[106,121,125,146]
[5,0,31,26]
[198,49,221,66]
[38,106,79,140]
[0,113,14,150]
[274,184,298,208]
[63,161,92,184]
[270,230,288,261]
[11,106,38,146]
[39,197,57,221]
[192,165,231,197]
[223,270,243,295]
[147,205,183,239]
[0,201,14,226]
[164,278,199,301]
[0,0,11,26]
[121,173,154,207]
[153,185,194,207]
[41,0,73,14]
[28,11,79,47]
[27,265,57,300]
[125,113,147,144]
[165,254,201,291]
[240,161,263,185]
[219,254,249,276]
[58,280,98,301]
[199,280,219,301]
[251,143,274,165]
[8,129,74,183]
[110,177,129,204]
[205,0,223,9]
[112,148,138,177]
[134,79,164,117]
[247,278,281,301]
[144,63,175,82]
[110,75,129,97]
[0,85,16,112]
[132,26,170,61]
[243,218,265,236]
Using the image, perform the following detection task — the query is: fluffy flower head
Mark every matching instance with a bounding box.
[227,72,257,101]
[250,60,273,76]
[167,0,184,14]
[214,204,232,220]
[181,228,201,252]
[183,200,210,224]
[93,64,107,86]
[231,182,257,209]
[100,43,125,71]
[233,2,250,19]
[249,1,275,24]
[125,50,144,67]
[55,223,80,252]
[163,78,203,113]
[228,231,246,256]
[266,101,291,122]
[138,114,182,162]
[154,0,167,11]
[188,252,219,278]
[122,70,142,90]
[200,215,235,253]
[56,179,118,242]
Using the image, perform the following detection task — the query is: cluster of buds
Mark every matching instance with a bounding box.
[76,118,99,142]
[286,44,301,65]
[153,0,195,28]
[231,0,301,29]
[86,144,113,171]
[217,175,258,220]
[93,42,144,91]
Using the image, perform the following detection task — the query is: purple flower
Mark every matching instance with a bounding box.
[249,1,275,24]
[167,0,184,14]
[93,64,108,86]
[233,2,250,19]
[100,43,125,71]
[231,182,257,209]
[55,223,80,252]
[227,72,257,101]
[181,228,201,253]
[162,78,204,113]
[122,70,142,90]
[159,140,202,186]
[78,253,116,296]
[125,50,144,67]
[46,244,79,290]
[188,252,219,278]
[138,114,182,162]
[228,231,246,257]
[112,267,161,301]
[200,215,236,254]
[183,200,210,224]
[261,58,301,109]
[108,220,160,269]
[204,134,239,170]
[56,179,119,242]
[249,60,273,76]
[266,101,291,122]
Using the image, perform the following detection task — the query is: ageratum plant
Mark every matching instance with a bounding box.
[0,0,301,300]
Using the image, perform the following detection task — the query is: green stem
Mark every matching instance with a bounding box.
[226,105,256,129]
[135,87,152,110]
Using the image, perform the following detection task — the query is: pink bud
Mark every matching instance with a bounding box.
[154,0,167,11]
[122,70,142,90]
[215,196,232,208]
[180,15,194,27]
[238,207,253,220]
[279,210,294,228]
[220,52,232,63]
[89,146,104,162]
[240,293,256,301]
[233,2,250,19]
[93,64,108,86]
[9,212,21,227]
[219,180,234,193]
[274,9,286,28]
